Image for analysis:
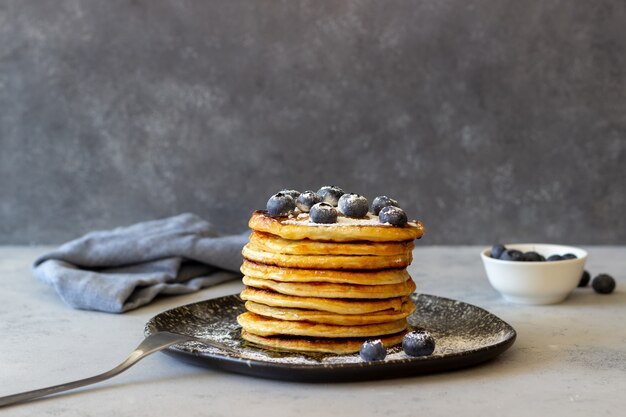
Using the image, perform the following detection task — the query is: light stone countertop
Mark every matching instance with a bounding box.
[0,246,624,416]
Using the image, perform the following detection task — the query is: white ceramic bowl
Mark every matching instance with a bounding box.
[480,243,587,305]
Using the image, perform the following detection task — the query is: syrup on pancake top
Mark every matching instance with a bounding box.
[237,186,424,355]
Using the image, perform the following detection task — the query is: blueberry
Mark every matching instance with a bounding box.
[500,249,523,261]
[578,270,591,287]
[402,330,436,357]
[562,253,577,260]
[266,192,295,217]
[523,251,545,262]
[371,196,399,215]
[547,254,564,261]
[309,202,338,224]
[592,274,616,294]
[295,190,322,213]
[491,244,506,259]
[379,206,408,227]
[279,189,300,200]
[317,185,345,206]
[359,339,386,361]
[338,193,369,218]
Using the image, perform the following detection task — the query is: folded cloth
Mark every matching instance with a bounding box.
[33,213,249,313]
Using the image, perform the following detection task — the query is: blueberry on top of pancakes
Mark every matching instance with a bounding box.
[309,202,338,224]
[296,190,322,213]
[379,206,408,227]
[317,185,345,206]
[338,193,369,218]
[371,195,400,215]
[266,192,296,217]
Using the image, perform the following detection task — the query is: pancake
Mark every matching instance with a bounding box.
[241,329,407,354]
[241,260,409,285]
[249,231,415,256]
[245,300,416,325]
[238,200,424,355]
[249,211,425,242]
[242,243,412,270]
[242,275,417,299]
[237,312,408,337]
[240,287,407,314]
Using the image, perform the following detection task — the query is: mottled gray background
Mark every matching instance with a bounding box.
[1,0,625,245]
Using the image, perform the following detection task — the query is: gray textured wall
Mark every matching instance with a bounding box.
[1,0,625,245]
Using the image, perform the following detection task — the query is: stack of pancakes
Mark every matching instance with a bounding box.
[237,211,425,354]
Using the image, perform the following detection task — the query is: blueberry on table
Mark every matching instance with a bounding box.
[578,270,591,287]
[562,253,577,259]
[266,193,296,217]
[371,196,399,215]
[279,189,301,200]
[317,185,345,206]
[402,330,436,357]
[500,249,523,261]
[592,274,616,294]
[338,193,369,218]
[491,244,506,259]
[547,254,564,261]
[378,206,408,227]
[295,190,322,213]
[523,251,545,262]
[309,202,338,224]
[359,339,386,361]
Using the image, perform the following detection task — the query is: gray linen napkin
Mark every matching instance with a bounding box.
[33,213,249,313]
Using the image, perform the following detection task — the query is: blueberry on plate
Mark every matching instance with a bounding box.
[309,202,338,224]
[379,206,408,227]
[592,274,616,294]
[296,190,322,213]
[499,249,523,261]
[279,189,300,200]
[562,253,577,260]
[402,330,436,357]
[371,196,399,215]
[491,244,506,259]
[546,254,564,261]
[578,270,591,287]
[359,339,386,361]
[338,193,369,218]
[266,192,295,217]
[317,185,345,206]
[523,251,545,262]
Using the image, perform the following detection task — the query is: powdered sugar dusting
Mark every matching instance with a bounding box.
[282,212,417,227]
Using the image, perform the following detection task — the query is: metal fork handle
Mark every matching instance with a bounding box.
[0,331,229,408]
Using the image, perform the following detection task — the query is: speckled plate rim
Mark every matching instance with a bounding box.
[144,294,516,382]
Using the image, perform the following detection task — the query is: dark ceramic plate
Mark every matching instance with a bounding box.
[144,293,516,382]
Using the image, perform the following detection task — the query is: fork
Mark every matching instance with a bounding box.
[0,331,235,408]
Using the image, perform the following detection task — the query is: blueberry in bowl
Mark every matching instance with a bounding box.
[481,243,588,304]
[490,244,507,259]
[522,251,545,262]
[499,249,524,262]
